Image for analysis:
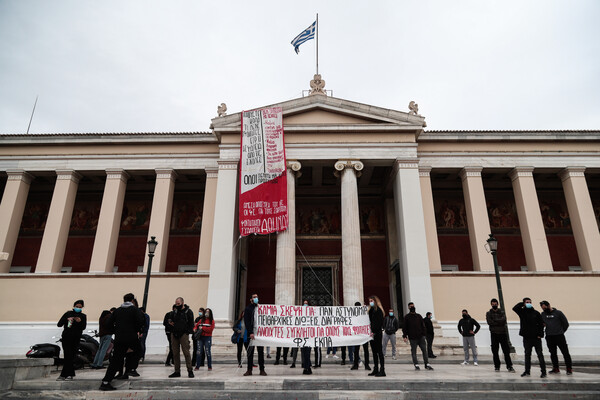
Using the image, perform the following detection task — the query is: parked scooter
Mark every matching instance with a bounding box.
[26,337,62,366]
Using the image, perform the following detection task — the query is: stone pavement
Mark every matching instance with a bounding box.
[2,355,600,399]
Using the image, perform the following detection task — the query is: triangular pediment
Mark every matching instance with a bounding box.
[211,95,426,134]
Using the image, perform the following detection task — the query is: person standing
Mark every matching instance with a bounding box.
[513,298,547,378]
[168,297,195,378]
[486,298,514,372]
[382,308,399,360]
[402,302,434,371]
[233,311,247,368]
[424,312,436,358]
[163,305,175,366]
[243,293,267,376]
[195,307,215,371]
[540,300,572,375]
[139,307,150,363]
[56,300,87,380]
[99,293,145,391]
[368,296,385,377]
[351,301,371,371]
[192,308,205,367]
[458,309,481,366]
[91,307,115,369]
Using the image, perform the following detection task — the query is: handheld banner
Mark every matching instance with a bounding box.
[239,107,288,236]
[251,304,372,348]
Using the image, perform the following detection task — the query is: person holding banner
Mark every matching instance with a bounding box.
[243,294,267,376]
[368,296,386,377]
[351,302,371,371]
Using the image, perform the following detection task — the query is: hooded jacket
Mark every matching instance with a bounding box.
[513,302,544,339]
[171,304,194,337]
[486,307,508,334]
[458,315,481,337]
[107,302,145,343]
[541,308,569,336]
[402,312,426,340]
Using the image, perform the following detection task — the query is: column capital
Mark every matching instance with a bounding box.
[287,160,302,179]
[155,168,178,181]
[6,170,34,185]
[217,159,239,170]
[508,166,535,181]
[459,166,483,181]
[56,169,82,183]
[334,160,363,178]
[393,158,419,170]
[418,166,432,177]
[205,166,219,179]
[558,166,586,182]
[105,168,130,182]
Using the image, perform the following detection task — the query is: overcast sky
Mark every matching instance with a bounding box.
[1,0,599,134]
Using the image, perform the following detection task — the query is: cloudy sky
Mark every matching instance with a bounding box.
[0,0,599,134]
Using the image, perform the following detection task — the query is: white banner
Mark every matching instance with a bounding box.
[250,304,372,348]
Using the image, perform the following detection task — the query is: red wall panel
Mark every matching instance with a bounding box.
[164,235,200,272]
[547,235,580,271]
[114,237,147,272]
[438,235,473,271]
[494,235,527,271]
[11,237,42,272]
[63,237,94,272]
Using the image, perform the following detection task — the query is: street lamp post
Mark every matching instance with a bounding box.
[142,236,158,311]
[486,233,515,353]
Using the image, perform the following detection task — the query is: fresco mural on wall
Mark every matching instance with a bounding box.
[538,193,571,230]
[486,194,520,229]
[120,200,152,232]
[69,201,101,233]
[295,202,384,235]
[20,201,50,232]
[170,197,203,233]
[434,194,467,230]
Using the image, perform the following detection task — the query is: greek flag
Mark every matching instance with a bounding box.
[291,21,316,54]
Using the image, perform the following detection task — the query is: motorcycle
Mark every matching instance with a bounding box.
[26,337,62,366]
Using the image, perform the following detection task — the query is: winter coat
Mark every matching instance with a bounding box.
[383,315,399,335]
[424,317,434,336]
[541,308,569,336]
[244,303,258,336]
[402,312,426,340]
[171,304,194,337]
[194,318,215,337]
[163,311,174,334]
[98,310,114,337]
[57,310,87,340]
[458,315,481,337]
[369,307,384,335]
[107,302,145,343]
[486,308,508,334]
[512,302,544,339]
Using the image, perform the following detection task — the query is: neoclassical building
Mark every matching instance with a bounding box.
[1,88,599,355]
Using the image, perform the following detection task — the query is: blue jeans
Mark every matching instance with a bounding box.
[92,335,112,367]
[196,336,212,368]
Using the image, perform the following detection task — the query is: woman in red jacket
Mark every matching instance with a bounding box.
[194,308,215,370]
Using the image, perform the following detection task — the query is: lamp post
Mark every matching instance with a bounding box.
[142,236,158,311]
[486,233,515,353]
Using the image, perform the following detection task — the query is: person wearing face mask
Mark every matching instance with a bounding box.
[233,311,247,368]
[243,293,267,376]
[486,298,514,372]
[367,296,386,377]
[382,308,399,360]
[192,308,205,368]
[402,302,434,371]
[56,300,87,380]
[424,312,436,359]
[351,301,371,371]
[168,297,195,378]
[539,300,572,375]
[458,309,480,366]
[194,308,215,371]
[163,305,176,366]
[513,297,546,378]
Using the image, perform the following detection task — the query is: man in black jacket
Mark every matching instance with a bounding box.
[168,297,195,378]
[540,300,572,375]
[382,309,399,360]
[99,293,145,391]
[424,312,436,358]
[243,293,267,376]
[458,309,481,366]
[513,297,547,378]
[162,305,176,366]
[486,298,514,372]
[402,302,433,371]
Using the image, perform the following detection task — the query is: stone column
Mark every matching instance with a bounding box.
[419,166,442,272]
[559,167,600,271]
[392,159,435,314]
[144,169,177,272]
[197,166,218,272]
[335,160,365,306]
[509,167,553,271]
[89,169,129,273]
[36,170,81,273]
[206,160,239,322]
[275,161,301,305]
[0,170,34,273]
[460,166,493,271]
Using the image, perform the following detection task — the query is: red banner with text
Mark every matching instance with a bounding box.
[239,107,288,236]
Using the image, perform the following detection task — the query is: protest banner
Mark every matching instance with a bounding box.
[239,107,288,236]
[250,304,372,348]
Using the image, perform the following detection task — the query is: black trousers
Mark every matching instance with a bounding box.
[546,334,572,370]
[523,337,546,373]
[490,332,513,369]
[60,335,79,378]
[426,334,435,356]
[353,342,370,368]
[290,347,299,365]
[247,345,265,371]
[313,347,322,366]
[340,346,346,361]
[370,333,384,371]
[275,347,289,363]
[103,339,138,383]
[165,332,173,364]
[236,340,248,365]
[301,347,311,370]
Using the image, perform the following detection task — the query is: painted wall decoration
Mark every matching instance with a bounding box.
[538,193,571,230]
[486,195,520,229]
[359,204,384,234]
[434,194,467,230]
[295,202,384,235]
[20,201,50,232]
[170,198,203,233]
[69,201,101,233]
[120,200,152,232]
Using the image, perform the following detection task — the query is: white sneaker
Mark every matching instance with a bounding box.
[333,355,339,359]
[359,361,364,367]
[474,362,478,366]
[392,356,397,360]
[325,355,330,359]
[461,361,469,365]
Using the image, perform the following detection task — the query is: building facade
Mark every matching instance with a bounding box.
[1,93,599,355]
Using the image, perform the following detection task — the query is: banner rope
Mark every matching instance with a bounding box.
[295,241,341,307]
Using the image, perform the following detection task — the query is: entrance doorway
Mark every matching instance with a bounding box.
[296,256,340,306]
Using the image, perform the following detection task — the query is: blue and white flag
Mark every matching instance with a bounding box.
[291,21,316,54]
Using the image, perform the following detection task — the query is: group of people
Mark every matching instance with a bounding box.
[54,292,573,390]
[459,297,572,378]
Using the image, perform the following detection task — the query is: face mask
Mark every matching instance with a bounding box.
[73,308,82,313]
[369,302,375,307]
[525,303,533,309]
[253,298,259,304]
[175,304,183,309]
[409,307,415,313]
[303,304,308,307]
[389,312,394,317]
[491,305,498,310]
[198,312,203,317]
[462,314,468,318]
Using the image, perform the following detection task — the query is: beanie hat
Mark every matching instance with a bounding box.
[73,299,84,307]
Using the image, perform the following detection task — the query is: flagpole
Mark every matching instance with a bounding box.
[316,13,319,75]
[26,95,38,134]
